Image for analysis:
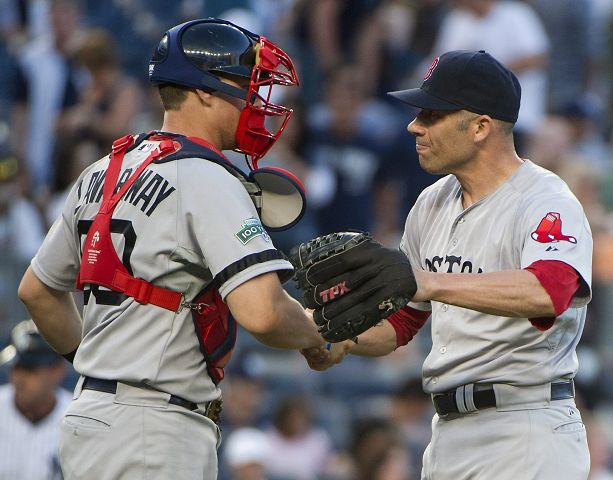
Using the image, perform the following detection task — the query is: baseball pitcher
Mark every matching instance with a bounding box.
[295,50,592,480]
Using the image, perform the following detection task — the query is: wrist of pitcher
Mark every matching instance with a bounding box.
[326,336,358,353]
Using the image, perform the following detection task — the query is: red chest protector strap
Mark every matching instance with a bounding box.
[76,135,183,312]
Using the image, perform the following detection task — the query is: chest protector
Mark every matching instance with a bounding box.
[76,132,306,384]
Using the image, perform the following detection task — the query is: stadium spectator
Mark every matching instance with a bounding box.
[18,0,83,194]
[304,63,401,237]
[552,98,611,174]
[0,35,28,169]
[0,320,71,480]
[0,157,45,265]
[289,0,386,101]
[388,377,433,475]
[263,395,334,480]
[586,413,613,480]
[527,0,591,113]
[83,0,205,80]
[57,28,140,155]
[425,0,549,155]
[219,350,268,450]
[0,156,46,321]
[349,417,414,480]
[223,427,273,480]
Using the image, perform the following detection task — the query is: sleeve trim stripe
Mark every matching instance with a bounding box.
[213,249,289,288]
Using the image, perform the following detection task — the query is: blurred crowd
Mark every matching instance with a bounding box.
[1,0,613,479]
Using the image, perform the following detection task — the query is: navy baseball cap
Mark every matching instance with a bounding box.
[388,50,521,123]
[1,321,62,368]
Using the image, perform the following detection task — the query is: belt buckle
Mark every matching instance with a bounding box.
[200,397,223,425]
[431,393,450,418]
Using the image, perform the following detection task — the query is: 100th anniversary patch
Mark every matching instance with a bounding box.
[235,217,270,245]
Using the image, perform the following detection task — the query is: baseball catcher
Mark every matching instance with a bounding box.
[289,232,418,342]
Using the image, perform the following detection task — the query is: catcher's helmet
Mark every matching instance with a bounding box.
[149,18,300,168]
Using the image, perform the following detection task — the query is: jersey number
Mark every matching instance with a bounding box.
[77,219,137,306]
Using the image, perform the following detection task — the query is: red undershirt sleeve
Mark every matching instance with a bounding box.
[387,306,430,348]
[524,259,581,331]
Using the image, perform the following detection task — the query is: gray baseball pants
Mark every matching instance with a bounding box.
[421,399,589,479]
[59,380,220,479]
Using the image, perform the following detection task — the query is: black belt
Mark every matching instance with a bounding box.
[81,377,222,424]
[432,380,575,416]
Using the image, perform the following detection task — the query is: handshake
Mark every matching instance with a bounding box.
[288,232,418,369]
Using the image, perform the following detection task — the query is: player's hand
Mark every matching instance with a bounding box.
[300,345,330,371]
[300,341,352,371]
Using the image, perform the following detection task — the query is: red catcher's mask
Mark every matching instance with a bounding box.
[235,37,299,170]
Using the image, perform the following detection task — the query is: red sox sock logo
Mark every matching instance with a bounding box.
[531,212,577,244]
[319,281,351,303]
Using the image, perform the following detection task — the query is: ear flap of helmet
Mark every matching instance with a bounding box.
[249,167,306,231]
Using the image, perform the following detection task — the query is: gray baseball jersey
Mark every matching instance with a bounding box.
[400,160,592,394]
[31,138,293,403]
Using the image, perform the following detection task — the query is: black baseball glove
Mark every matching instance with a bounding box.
[289,232,417,342]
